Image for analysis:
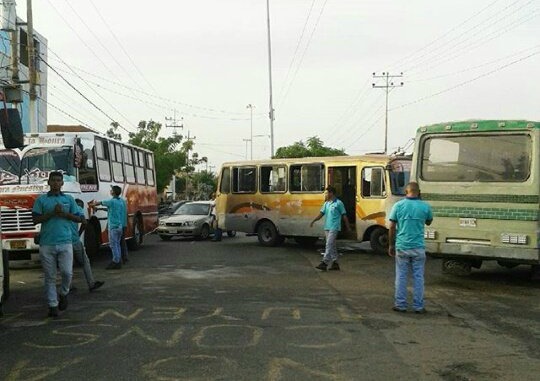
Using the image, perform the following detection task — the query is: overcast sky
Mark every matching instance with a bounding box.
[17,0,540,170]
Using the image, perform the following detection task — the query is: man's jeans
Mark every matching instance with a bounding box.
[395,248,426,310]
[73,241,95,288]
[323,230,339,264]
[109,228,123,264]
[40,243,73,307]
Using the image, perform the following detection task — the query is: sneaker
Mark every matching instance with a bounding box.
[89,281,105,292]
[48,306,59,318]
[329,262,340,271]
[414,308,427,314]
[58,294,68,311]
[106,262,122,270]
[315,261,328,271]
[392,306,407,313]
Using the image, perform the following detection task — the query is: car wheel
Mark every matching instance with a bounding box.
[199,224,210,240]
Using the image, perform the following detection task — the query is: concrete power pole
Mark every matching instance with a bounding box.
[185,130,196,200]
[372,72,404,154]
[165,111,183,200]
[26,0,38,132]
[246,104,255,160]
[266,0,275,157]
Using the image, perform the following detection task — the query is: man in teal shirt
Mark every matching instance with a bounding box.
[32,172,83,317]
[90,186,127,270]
[310,186,351,271]
[388,182,433,314]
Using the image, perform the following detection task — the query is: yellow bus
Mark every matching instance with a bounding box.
[411,120,539,276]
[215,154,411,252]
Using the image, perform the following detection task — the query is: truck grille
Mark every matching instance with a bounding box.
[1,208,36,232]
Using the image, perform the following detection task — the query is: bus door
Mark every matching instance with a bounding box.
[328,166,357,239]
[358,166,387,239]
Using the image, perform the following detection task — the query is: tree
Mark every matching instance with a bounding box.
[106,122,122,141]
[274,136,346,158]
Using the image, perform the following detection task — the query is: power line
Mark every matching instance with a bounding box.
[372,72,404,154]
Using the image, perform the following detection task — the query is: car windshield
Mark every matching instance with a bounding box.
[174,203,210,216]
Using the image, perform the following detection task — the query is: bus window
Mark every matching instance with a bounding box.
[135,150,146,184]
[220,167,231,194]
[123,147,136,183]
[146,153,155,186]
[110,142,125,183]
[362,167,385,198]
[232,167,256,193]
[290,164,324,193]
[95,138,111,182]
[260,165,286,193]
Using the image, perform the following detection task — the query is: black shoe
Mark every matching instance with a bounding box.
[48,306,59,317]
[392,306,407,313]
[329,262,340,271]
[58,294,68,311]
[106,262,122,270]
[414,308,427,314]
[89,281,105,292]
[315,261,328,271]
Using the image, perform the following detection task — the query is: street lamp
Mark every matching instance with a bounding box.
[246,104,255,160]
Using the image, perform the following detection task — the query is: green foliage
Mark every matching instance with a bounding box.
[274,136,346,158]
[106,122,122,141]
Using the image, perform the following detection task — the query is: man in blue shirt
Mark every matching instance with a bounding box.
[388,182,433,314]
[90,186,127,270]
[32,172,83,317]
[310,186,351,271]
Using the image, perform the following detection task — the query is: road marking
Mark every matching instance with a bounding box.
[194,307,242,321]
[261,307,301,320]
[90,308,144,322]
[5,358,84,381]
[267,358,341,381]
[193,324,263,349]
[109,326,183,348]
[285,326,351,349]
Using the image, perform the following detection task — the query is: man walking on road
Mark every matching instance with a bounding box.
[310,186,351,271]
[72,199,104,292]
[90,186,127,270]
[388,182,433,314]
[32,172,83,317]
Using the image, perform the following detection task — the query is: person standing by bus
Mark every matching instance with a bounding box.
[388,182,433,314]
[310,186,351,271]
[90,186,127,270]
[72,199,104,292]
[32,172,82,317]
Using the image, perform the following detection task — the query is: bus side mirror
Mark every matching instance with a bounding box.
[0,108,24,149]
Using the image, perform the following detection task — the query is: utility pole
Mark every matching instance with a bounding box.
[372,72,404,154]
[242,138,250,160]
[266,0,275,158]
[185,130,196,200]
[246,104,255,160]
[26,0,38,132]
[165,109,183,136]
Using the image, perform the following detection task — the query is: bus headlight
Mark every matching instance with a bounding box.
[501,233,528,245]
[424,230,436,240]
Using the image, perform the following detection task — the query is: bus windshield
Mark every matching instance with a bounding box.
[0,146,77,185]
[421,134,531,182]
[389,159,411,195]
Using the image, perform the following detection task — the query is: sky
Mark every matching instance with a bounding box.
[14,0,540,171]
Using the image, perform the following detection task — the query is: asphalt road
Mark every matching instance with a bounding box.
[1,234,539,380]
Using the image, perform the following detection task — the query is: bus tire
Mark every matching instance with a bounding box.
[84,223,100,257]
[294,237,319,247]
[257,221,281,247]
[2,250,10,302]
[128,216,144,250]
[369,227,388,254]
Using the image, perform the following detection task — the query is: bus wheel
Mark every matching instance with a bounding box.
[2,250,10,302]
[441,259,473,276]
[257,221,281,247]
[128,217,144,250]
[369,227,388,254]
[294,237,319,247]
[84,224,100,257]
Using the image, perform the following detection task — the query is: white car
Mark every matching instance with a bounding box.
[157,201,214,240]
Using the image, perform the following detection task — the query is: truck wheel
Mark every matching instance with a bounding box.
[2,250,9,302]
[128,216,143,250]
[257,221,282,247]
[369,227,388,254]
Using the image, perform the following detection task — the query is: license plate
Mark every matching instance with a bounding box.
[459,218,477,228]
[10,240,27,249]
